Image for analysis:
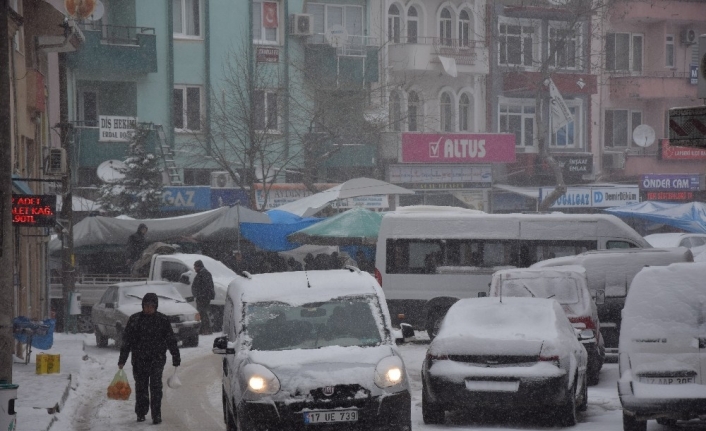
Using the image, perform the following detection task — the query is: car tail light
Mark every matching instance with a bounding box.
[425,353,449,362]
[569,316,596,330]
[374,268,382,286]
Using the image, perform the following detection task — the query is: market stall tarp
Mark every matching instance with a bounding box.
[239,210,320,252]
[288,207,383,246]
[48,205,269,255]
[604,201,706,234]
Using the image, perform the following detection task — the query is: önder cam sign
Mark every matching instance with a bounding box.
[12,194,56,227]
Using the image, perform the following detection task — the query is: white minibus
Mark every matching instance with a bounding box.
[374,205,651,338]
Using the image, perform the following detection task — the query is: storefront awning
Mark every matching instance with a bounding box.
[12,174,32,195]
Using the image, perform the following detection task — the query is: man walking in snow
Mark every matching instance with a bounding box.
[191,260,215,335]
[118,293,180,424]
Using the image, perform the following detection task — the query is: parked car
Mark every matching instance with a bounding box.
[643,232,706,249]
[618,262,706,431]
[488,266,604,385]
[91,281,201,348]
[421,297,588,427]
[213,268,412,431]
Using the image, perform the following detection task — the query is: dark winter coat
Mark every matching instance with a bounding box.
[118,311,180,368]
[126,230,147,262]
[191,267,215,302]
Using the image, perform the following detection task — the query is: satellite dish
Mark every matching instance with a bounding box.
[84,0,104,21]
[632,124,656,148]
[97,160,126,183]
[325,24,348,48]
[64,0,97,19]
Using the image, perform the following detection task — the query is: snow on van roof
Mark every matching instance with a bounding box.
[394,205,485,215]
[620,262,706,342]
[386,206,627,221]
[230,269,381,305]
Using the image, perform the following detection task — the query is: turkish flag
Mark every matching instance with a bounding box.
[263,2,278,29]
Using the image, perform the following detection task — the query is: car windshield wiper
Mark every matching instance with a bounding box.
[519,282,536,297]
[156,294,184,303]
[126,294,143,301]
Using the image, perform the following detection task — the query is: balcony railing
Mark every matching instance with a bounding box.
[608,70,692,79]
[388,36,483,64]
[307,33,379,57]
[78,23,155,46]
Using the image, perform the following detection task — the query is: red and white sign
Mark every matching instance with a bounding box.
[263,2,278,28]
[400,133,516,163]
[661,139,706,160]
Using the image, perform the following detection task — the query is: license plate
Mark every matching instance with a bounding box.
[638,376,695,385]
[303,410,358,424]
[465,380,520,392]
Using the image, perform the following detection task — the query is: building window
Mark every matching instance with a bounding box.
[551,102,582,148]
[408,91,422,132]
[389,91,402,131]
[499,21,536,67]
[665,34,675,68]
[459,93,473,132]
[253,1,279,44]
[439,8,452,47]
[606,33,642,73]
[173,0,201,37]
[407,6,419,44]
[499,101,535,148]
[174,85,202,131]
[308,3,363,44]
[254,90,278,132]
[388,4,401,43]
[78,89,99,127]
[459,10,471,47]
[548,23,581,69]
[440,92,454,132]
[604,109,641,147]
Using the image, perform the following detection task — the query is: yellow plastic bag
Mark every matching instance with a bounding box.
[107,369,132,400]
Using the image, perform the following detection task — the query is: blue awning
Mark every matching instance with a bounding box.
[604,201,706,234]
[240,210,321,251]
[12,174,32,195]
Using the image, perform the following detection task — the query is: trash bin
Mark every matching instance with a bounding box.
[0,382,18,431]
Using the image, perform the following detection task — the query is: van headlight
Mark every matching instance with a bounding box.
[242,364,280,395]
[374,356,405,388]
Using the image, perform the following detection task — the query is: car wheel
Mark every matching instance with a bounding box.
[556,383,577,427]
[578,375,588,412]
[426,309,445,340]
[95,327,108,348]
[623,411,647,431]
[183,335,199,348]
[422,384,445,425]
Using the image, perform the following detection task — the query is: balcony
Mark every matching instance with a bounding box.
[388,37,488,75]
[609,71,696,99]
[71,123,157,168]
[66,24,157,75]
[609,1,706,24]
[304,34,379,89]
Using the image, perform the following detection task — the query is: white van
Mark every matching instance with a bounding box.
[618,262,706,431]
[374,206,650,337]
[531,247,693,350]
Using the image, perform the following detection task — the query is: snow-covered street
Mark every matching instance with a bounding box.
[15,332,703,431]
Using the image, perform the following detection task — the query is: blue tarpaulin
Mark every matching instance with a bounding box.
[240,210,321,251]
[12,317,55,350]
[604,201,706,234]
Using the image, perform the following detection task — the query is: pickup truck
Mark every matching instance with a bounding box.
[51,253,238,332]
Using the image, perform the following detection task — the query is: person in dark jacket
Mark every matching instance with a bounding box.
[118,293,180,425]
[191,260,215,335]
[126,223,148,269]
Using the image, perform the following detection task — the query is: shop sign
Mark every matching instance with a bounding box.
[643,191,695,201]
[558,155,593,175]
[539,186,639,208]
[161,186,211,211]
[388,164,491,189]
[256,47,279,63]
[661,139,706,160]
[12,194,56,226]
[99,116,137,142]
[330,195,389,209]
[400,133,516,164]
[640,174,703,191]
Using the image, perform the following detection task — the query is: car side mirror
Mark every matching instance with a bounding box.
[179,274,191,284]
[393,323,416,345]
[594,289,605,305]
[477,292,487,298]
[105,303,114,309]
[576,329,595,342]
[212,336,235,355]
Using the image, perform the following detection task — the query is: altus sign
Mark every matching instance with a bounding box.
[400,133,516,163]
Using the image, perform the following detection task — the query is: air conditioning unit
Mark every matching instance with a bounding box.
[46,148,66,175]
[602,152,626,170]
[210,171,236,188]
[680,28,697,45]
[290,14,313,36]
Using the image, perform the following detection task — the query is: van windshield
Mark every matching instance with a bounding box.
[386,239,596,273]
[244,298,383,351]
[500,277,580,304]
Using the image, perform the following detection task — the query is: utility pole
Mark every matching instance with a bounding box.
[0,0,16,383]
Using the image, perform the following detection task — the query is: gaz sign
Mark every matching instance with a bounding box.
[668,106,706,148]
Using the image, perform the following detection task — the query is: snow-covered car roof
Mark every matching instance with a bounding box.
[493,265,587,280]
[114,281,185,303]
[621,262,706,341]
[644,233,706,248]
[230,268,383,306]
[438,297,562,342]
[160,253,236,279]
